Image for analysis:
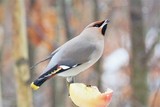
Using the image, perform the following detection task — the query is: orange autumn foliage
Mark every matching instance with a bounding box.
[27,0,58,51]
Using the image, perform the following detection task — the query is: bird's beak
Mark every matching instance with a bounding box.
[100,19,109,35]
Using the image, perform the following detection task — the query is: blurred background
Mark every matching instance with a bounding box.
[0,0,160,107]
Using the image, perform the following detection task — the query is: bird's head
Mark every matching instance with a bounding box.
[85,19,109,36]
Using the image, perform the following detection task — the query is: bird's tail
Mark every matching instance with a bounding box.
[30,55,52,70]
[30,65,62,90]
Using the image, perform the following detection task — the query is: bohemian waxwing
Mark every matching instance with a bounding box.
[31,19,109,90]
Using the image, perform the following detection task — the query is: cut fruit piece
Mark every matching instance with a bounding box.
[69,83,113,107]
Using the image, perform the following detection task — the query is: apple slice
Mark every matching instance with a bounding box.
[69,83,113,107]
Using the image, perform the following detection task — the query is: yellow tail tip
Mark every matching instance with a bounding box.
[30,82,39,90]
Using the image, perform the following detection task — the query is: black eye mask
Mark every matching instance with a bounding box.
[93,20,105,27]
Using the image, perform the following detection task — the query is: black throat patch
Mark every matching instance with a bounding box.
[102,24,107,36]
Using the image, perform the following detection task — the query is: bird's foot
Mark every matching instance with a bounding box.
[66,77,75,96]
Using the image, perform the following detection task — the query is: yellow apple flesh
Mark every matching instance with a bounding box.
[69,83,113,107]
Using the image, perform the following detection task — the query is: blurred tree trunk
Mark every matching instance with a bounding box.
[0,1,4,106]
[12,0,33,107]
[92,0,102,89]
[93,0,99,20]
[129,0,148,106]
[53,0,71,106]
[0,57,2,107]
[0,78,2,107]
[0,32,3,107]
[59,0,72,39]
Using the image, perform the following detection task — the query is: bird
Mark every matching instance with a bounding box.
[30,19,109,90]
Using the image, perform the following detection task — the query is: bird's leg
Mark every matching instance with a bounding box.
[66,76,75,96]
[66,76,75,87]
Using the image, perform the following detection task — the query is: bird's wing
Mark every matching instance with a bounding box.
[44,39,96,74]
[58,42,96,65]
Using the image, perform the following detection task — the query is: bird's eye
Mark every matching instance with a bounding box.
[93,24,99,27]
